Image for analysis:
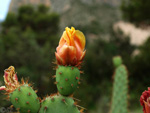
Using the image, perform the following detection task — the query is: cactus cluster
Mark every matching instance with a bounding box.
[0,27,85,113]
[110,56,128,113]
[0,27,132,113]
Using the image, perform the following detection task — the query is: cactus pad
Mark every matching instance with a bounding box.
[10,84,40,113]
[56,66,80,96]
[39,95,80,113]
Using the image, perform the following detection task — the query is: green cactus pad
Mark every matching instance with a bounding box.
[56,66,80,96]
[110,65,128,113]
[39,95,80,113]
[112,56,123,68]
[10,84,40,113]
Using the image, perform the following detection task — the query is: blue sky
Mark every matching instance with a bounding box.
[0,0,11,21]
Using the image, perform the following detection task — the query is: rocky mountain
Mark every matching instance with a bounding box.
[8,0,120,37]
[50,0,121,14]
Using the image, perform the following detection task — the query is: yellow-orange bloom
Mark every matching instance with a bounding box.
[55,27,86,66]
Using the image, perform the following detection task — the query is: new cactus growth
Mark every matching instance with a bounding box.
[39,94,80,113]
[110,56,128,113]
[112,56,122,68]
[10,84,40,113]
[56,66,80,96]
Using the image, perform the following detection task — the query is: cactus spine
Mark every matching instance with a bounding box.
[110,56,128,113]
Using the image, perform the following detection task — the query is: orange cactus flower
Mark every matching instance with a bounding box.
[140,88,150,113]
[0,66,20,93]
[55,27,86,66]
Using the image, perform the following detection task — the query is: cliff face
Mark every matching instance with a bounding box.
[49,0,120,31]
[50,0,120,13]
[8,0,120,33]
[9,0,51,12]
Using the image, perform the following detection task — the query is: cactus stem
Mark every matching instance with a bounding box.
[60,87,63,89]
[26,101,29,104]
[78,82,81,85]
[28,110,31,113]
[71,67,74,70]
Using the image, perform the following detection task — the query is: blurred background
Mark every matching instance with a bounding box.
[0,0,150,113]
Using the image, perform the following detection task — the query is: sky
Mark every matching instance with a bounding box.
[0,0,11,21]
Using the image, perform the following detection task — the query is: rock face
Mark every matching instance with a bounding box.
[9,0,51,12]
[50,0,120,13]
[8,0,120,33]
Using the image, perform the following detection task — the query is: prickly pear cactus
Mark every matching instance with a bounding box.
[10,84,40,113]
[112,56,122,68]
[110,56,128,113]
[39,95,80,113]
[56,66,80,96]
[0,27,86,113]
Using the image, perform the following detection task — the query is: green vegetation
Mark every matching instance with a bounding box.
[121,0,150,25]
[0,2,150,112]
[0,4,59,107]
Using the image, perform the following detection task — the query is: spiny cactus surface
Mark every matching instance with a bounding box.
[39,95,80,113]
[111,64,128,113]
[56,66,80,96]
[10,84,40,113]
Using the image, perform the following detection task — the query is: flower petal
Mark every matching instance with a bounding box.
[74,30,86,51]
[0,86,6,91]
[55,52,65,65]
[144,101,150,113]
[56,45,76,65]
